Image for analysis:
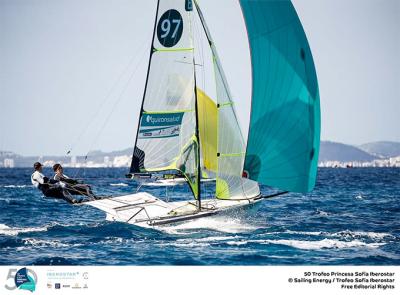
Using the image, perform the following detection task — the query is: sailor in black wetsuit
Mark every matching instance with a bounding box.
[52,163,97,199]
[31,162,80,204]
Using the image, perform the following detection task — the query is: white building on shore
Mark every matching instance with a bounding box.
[3,158,15,168]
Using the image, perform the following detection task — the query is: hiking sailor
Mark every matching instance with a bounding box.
[31,162,81,204]
[52,163,97,199]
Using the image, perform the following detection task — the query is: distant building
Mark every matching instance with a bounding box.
[318,157,400,168]
[389,156,400,167]
[104,156,112,167]
[4,158,15,168]
[113,155,131,168]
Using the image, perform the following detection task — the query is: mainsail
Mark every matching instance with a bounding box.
[240,0,321,193]
[130,0,200,198]
[130,0,260,202]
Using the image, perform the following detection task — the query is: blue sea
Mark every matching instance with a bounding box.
[0,167,399,265]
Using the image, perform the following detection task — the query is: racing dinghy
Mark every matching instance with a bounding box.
[85,0,320,229]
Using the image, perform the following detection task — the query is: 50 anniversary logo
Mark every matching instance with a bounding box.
[4,268,37,292]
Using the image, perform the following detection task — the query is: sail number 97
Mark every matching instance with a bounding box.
[160,18,181,39]
[157,9,183,48]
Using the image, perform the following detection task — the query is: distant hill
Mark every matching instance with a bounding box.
[2,141,398,167]
[318,141,378,162]
[358,141,400,158]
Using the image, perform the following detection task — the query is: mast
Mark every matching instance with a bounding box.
[193,58,201,211]
[191,2,201,211]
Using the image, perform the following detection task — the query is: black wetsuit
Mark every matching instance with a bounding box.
[31,172,79,204]
[54,175,94,197]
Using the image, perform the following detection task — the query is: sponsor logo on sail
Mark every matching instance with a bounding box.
[144,114,183,126]
[139,112,184,139]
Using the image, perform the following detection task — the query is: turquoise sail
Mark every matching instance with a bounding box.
[240,0,320,193]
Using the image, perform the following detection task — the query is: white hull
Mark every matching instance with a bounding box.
[85,192,261,228]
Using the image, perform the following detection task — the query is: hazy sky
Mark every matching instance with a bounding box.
[1,0,399,156]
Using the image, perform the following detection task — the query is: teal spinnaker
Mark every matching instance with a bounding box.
[240,0,321,193]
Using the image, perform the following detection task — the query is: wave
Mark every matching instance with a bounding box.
[257,238,385,250]
[167,241,211,248]
[355,194,364,200]
[2,185,29,188]
[163,234,385,250]
[0,224,48,236]
[330,230,392,240]
[284,230,324,236]
[0,222,104,237]
[283,230,392,240]
[22,238,72,248]
[226,241,248,246]
[109,183,128,187]
[161,217,260,234]
[176,236,240,244]
[315,209,329,217]
[221,238,385,250]
[193,236,240,242]
[95,237,127,245]
[0,197,26,203]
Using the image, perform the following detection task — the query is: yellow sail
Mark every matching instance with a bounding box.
[196,88,218,173]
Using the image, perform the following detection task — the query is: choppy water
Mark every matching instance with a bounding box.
[0,167,399,265]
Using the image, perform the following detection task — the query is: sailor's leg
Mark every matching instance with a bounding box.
[72,184,99,200]
[85,185,99,199]
[61,189,81,204]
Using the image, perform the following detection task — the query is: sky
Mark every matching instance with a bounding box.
[0,0,399,156]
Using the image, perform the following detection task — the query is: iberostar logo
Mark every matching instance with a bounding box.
[4,268,37,292]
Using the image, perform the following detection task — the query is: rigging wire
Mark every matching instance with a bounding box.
[71,44,149,179]
[65,41,150,158]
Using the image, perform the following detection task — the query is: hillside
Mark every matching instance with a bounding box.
[318,141,378,162]
[358,141,400,158]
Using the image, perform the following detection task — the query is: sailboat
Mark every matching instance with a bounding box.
[85,0,320,228]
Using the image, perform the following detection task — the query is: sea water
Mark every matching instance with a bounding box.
[0,167,399,265]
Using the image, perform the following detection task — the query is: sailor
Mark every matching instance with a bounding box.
[31,162,79,204]
[52,163,97,199]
